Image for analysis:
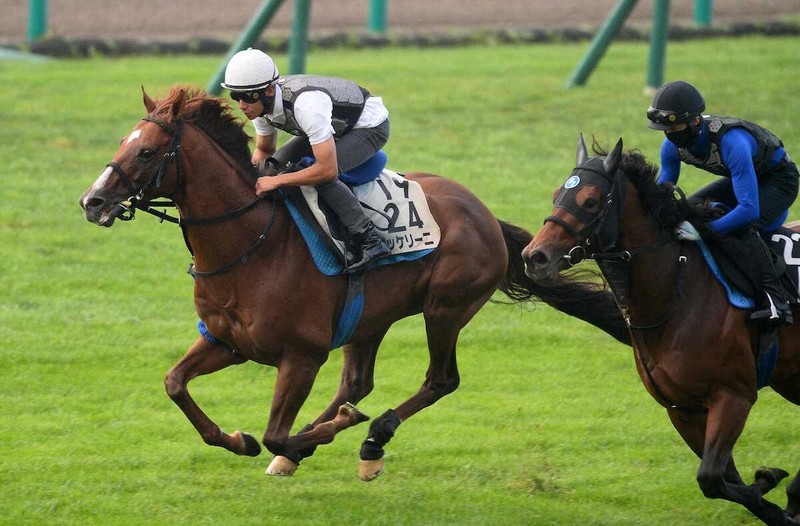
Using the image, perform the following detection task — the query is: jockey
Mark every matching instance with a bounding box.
[222,48,390,273]
[648,80,799,327]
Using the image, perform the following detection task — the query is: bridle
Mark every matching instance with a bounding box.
[545,158,682,321]
[107,116,186,222]
[105,115,274,277]
[546,150,703,414]
[543,160,619,267]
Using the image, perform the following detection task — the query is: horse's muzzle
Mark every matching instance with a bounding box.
[79,191,124,227]
[522,244,563,282]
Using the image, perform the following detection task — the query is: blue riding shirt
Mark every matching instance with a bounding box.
[657,118,789,234]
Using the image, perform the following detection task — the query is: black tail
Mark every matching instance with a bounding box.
[496,220,632,346]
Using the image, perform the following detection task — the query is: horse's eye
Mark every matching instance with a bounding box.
[584,197,599,209]
[138,148,156,161]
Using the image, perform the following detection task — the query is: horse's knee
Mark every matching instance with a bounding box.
[263,434,287,456]
[164,368,184,400]
[431,374,460,398]
[697,470,726,499]
[357,379,374,400]
[443,374,460,396]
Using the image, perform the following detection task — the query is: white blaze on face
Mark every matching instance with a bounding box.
[87,165,115,196]
[125,128,142,145]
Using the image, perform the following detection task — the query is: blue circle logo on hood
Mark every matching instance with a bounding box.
[564,175,580,189]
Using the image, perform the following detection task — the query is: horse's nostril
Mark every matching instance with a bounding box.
[530,250,548,268]
[84,196,105,210]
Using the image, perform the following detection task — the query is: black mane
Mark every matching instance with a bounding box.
[593,144,692,230]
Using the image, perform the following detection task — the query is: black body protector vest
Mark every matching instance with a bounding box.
[678,115,784,178]
[272,75,370,137]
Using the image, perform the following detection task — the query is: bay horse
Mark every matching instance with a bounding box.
[522,134,800,525]
[79,87,629,481]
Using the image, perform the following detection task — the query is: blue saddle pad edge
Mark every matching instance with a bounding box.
[757,338,779,389]
[695,238,755,309]
[284,192,434,277]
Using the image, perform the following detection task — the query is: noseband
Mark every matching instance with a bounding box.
[543,162,618,265]
[107,116,184,221]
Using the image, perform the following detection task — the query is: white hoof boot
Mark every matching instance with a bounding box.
[359,458,385,482]
[265,455,298,476]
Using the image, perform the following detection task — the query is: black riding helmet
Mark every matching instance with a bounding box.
[646,81,705,130]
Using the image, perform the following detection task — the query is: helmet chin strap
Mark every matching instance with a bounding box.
[259,94,275,117]
[258,83,277,117]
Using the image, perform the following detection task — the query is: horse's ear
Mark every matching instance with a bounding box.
[142,86,156,112]
[603,138,624,175]
[170,89,187,118]
[576,132,589,166]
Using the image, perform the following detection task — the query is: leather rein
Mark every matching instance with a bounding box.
[545,165,705,414]
[106,116,274,277]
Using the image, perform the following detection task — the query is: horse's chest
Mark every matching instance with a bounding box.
[193,285,330,361]
[194,290,256,349]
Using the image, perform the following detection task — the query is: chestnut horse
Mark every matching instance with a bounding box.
[522,135,800,525]
[79,87,629,481]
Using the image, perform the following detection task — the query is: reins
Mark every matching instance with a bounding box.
[551,150,706,413]
[107,115,274,277]
[189,203,276,278]
[593,228,704,414]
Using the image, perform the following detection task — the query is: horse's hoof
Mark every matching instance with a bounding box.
[266,455,298,476]
[340,402,370,425]
[241,433,262,457]
[755,467,790,489]
[232,431,261,457]
[359,458,385,482]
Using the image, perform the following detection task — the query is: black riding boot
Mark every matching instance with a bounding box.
[346,222,389,273]
[744,230,794,327]
[313,178,390,273]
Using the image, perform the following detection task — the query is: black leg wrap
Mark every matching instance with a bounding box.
[360,409,401,461]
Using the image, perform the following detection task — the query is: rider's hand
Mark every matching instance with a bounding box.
[255,175,281,196]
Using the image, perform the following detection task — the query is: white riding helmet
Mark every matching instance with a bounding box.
[220,48,280,91]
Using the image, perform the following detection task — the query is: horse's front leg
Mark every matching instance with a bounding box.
[263,350,373,475]
[164,337,260,456]
[697,392,796,525]
[668,408,788,496]
[266,336,383,475]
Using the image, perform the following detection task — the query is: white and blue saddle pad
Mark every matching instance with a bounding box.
[284,161,441,276]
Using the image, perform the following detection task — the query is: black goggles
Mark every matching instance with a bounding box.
[646,107,690,126]
[230,90,262,104]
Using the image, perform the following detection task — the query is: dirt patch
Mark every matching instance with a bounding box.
[2,0,798,46]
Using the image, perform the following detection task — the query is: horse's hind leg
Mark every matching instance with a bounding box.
[164,337,258,456]
[266,331,386,475]
[358,297,486,481]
